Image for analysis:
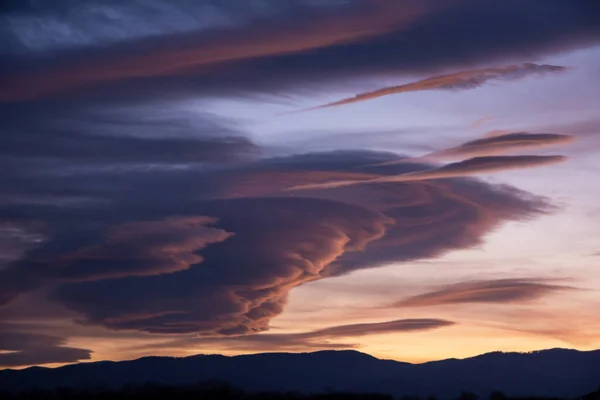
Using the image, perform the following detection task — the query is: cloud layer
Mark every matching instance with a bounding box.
[291,155,566,190]
[0,325,91,367]
[378,133,574,164]
[1,0,594,367]
[1,1,599,102]
[0,146,550,339]
[304,64,566,111]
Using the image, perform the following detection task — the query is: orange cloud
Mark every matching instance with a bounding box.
[55,216,234,279]
[290,155,566,190]
[302,64,567,111]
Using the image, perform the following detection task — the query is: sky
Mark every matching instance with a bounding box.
[0,0,599,369]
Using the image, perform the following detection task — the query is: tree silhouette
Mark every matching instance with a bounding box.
[0,383,593,400]
[456,391,479,400]
[490,391,507,400]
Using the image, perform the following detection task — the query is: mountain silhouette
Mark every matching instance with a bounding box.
[581,387,600,400]
[1,348,598,399]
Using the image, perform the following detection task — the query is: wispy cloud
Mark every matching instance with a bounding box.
[471,117,493,128]
[391,279,575,308]
[302,64,567,111]
[132,318,455,354]
[376,132,574,165]
[302,318,455,338]
[290,155,566,190]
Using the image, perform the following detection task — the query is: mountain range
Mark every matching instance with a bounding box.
[1,348,598,398]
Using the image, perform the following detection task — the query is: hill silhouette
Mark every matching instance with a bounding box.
[1,349,598,399]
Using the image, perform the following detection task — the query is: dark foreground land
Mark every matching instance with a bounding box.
[1,383,599,400]
[1,349,598,399]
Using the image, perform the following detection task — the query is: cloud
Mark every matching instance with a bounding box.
[471,117,493,128]
[0,223,44,269]
[50,196,394,335]
[377,132,575,165]
[392,279,575,308]
[0,0,589,365]
[1,5,564,342]
[0,0,432,102]
[1,1,599,102]
[423,133,574,160]
[20,151,546,336]
[1,131,257,165]
[290,155,567,190]
[56,217,233,278]
[0,0,310,54]
[0,217,233,305]
[135,318,455,353]
[376,155,567,180]
[0,147,550,337]
[0,325,92,367]
[302,318,455,338]
[0,101,259,164]
[303,64,567,111]
[0,74,553,339]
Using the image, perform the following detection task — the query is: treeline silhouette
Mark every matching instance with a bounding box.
[2,382,598,400]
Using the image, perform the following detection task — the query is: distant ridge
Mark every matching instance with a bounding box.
[1,348,598,399]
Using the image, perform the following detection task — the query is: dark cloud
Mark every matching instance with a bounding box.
[50,196,394,335]
[0,69,552,339]
[1,130,257,164]
[0,223,44,268]
[0,0,429,101]
[0,0,343,54]
[290,155,567,190]
[5,151,544,336]
[1,1,599,102]
[303,64,566,111]
[0,217,233,305]
[392,279,575,308]
[0,325,92,367]
[0,95,253,308]
[0,101,259,164]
